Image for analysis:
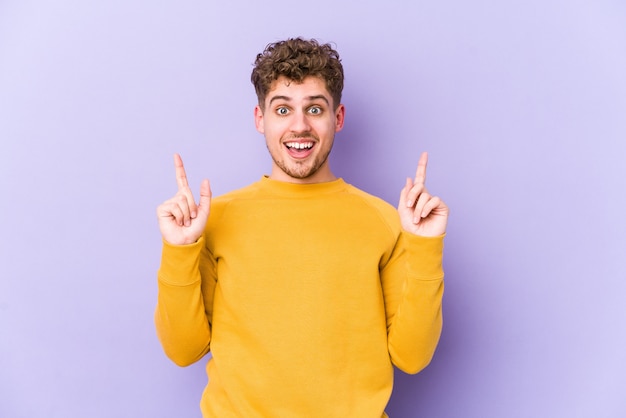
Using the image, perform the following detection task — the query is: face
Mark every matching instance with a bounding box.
[254,76,345,184]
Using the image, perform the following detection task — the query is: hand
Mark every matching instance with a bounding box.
[397,152,448,237]
[156,154,212,245]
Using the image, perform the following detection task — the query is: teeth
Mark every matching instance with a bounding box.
[286,142,313,150]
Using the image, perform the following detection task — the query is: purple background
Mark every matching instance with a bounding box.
[1,1,625,417]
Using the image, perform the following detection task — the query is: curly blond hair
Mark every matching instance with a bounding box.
[251,38,344,110]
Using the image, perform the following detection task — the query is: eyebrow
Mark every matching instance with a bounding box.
[268,95,330,107]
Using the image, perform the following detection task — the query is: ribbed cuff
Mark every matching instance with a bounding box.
[400,232,445,280]
[158,237,205,286]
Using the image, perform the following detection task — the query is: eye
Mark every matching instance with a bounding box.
[276,107,289,116]
[308,106,322,115]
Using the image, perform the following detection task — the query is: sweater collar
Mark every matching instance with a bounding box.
[257,176,348,197]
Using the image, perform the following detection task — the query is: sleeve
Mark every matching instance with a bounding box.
[154,236,217,367]
[381,232,445,374]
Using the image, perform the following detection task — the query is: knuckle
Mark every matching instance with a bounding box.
[176,194,189,206]
[159,201,175,214]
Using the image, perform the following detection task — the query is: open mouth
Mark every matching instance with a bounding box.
[285,141,314,158]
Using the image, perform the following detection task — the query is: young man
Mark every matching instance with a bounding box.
[155,38,448,418]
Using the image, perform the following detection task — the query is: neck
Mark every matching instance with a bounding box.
[269,162,337,184]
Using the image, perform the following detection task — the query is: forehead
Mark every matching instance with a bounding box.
[266,76,332,104]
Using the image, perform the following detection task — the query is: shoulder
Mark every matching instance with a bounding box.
[344,183,396,212]
[206,181,262,225]
[212,181,262,205]
[342,183,400,229]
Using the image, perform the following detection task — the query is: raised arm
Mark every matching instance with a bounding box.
[385,152,447,373]
[155,154,214,366]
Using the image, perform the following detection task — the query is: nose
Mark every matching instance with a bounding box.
[289,109,311,133]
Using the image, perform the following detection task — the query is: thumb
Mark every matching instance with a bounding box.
[197,179,212,218]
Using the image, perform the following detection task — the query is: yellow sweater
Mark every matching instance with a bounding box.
[155,177,444,417]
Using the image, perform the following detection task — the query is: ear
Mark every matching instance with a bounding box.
[334,104,345,133]
[254,105,265,134]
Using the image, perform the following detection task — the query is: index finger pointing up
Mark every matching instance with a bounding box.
[174,153,189,190]
[414,151,429,185]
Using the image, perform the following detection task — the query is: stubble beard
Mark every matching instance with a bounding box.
[269,137,334,180]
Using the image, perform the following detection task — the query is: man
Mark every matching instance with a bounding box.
[155,38,448,417]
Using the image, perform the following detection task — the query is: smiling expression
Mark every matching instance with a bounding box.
[254,76,345,184]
